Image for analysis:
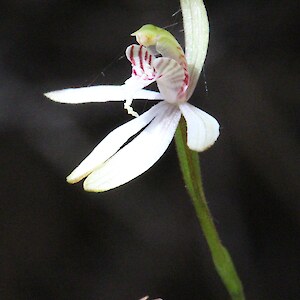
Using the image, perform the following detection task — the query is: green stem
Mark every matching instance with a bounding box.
[175,118,245,300]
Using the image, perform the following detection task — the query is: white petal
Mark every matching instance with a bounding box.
[179,102,219,152]
[124,77,156,98]
[153,57,186,104]
[133,89,163,100]
[181,0,209,99]
[83,102,181,192]
[44,85,126,104]
[44,85,162,104]
[67,102,167,183]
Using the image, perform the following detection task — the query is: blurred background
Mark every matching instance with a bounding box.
[1,0,299,299]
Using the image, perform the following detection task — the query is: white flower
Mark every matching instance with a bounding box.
[45,23,219,193]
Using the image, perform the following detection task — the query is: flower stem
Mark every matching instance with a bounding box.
[175,118,245,300]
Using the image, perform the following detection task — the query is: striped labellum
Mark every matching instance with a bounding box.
[126,44,188,104]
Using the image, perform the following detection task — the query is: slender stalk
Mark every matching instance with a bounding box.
[175,118,245,300]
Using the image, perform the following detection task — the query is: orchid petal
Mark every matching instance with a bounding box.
[153,57,186,103]
[83,102,181,192]
[67,101,168,183]
[44,86,126,104]
[180,0,209,99]
[44,85,163,104]
[134,89,163,100]
[179,102,219,152]
[126,44,156,81]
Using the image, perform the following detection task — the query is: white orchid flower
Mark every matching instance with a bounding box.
[45,22,219,192]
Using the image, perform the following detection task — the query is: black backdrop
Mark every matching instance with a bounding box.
[1,1,299,299]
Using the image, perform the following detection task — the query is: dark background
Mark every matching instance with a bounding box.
[1,0,299,299]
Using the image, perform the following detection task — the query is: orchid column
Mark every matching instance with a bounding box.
[177,0,245,299]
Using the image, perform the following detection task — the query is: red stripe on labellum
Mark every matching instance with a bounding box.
[184,73,189,85]
[144,50,148,61]
[138,45,144,71]
[177,72,189,97]
[148,55,152,65]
